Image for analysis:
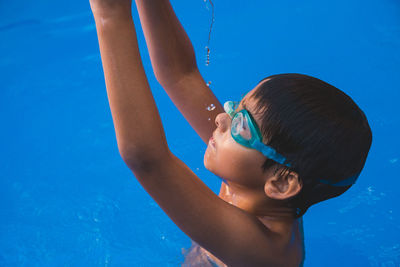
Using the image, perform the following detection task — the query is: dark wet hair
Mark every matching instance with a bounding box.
[251,73,372,218]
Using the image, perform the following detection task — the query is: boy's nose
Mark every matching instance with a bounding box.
[215,113,230,132]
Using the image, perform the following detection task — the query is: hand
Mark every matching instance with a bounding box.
[89,0,132,17]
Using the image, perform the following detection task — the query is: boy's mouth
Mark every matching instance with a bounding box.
[209,136,216,149]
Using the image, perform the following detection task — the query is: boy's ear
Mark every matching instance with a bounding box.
[264,169,302,200]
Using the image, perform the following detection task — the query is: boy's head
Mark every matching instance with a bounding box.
[204,73,372,218]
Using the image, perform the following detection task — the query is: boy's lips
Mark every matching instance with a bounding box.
[209,135,216,148]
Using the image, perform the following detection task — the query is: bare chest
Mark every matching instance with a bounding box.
[183,240,303,267]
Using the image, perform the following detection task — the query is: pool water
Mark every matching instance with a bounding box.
[1,0,399,266]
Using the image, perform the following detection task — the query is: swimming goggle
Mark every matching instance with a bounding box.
[224,101,292,167]
[224,100,359,187]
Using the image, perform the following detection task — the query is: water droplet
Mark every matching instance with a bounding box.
[206,103,216,111]
[389,158,398,164]
[204,0,214,66]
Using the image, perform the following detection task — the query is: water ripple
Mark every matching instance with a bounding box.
[0,19,41,32]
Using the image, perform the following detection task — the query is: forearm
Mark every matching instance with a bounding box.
[135,0,198,86]
[91,9,169,162]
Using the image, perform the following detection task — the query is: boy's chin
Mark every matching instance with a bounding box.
[203,149,212,170]
[204,158,220,177]
[203,157,211,171]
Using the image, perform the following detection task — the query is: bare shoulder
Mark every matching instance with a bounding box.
[257,217,305,267]
[279,218,305,267]
[191,217,305,267]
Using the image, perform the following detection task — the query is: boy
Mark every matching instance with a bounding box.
[89,0,372,266]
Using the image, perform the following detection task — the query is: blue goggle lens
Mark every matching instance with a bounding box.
[231,112,252,141]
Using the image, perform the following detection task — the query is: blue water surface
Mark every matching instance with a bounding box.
[1,0,399,266]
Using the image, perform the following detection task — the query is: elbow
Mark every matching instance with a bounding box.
[155,66,199,88]
[119,144,171,171]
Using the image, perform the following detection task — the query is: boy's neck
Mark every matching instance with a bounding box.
[218,181,296,223]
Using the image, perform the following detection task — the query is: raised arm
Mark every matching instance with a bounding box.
[88,2,170,165]
[135,0,224,143]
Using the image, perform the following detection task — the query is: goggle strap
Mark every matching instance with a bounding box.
[319,173,360,187]
[252,140,291,167]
